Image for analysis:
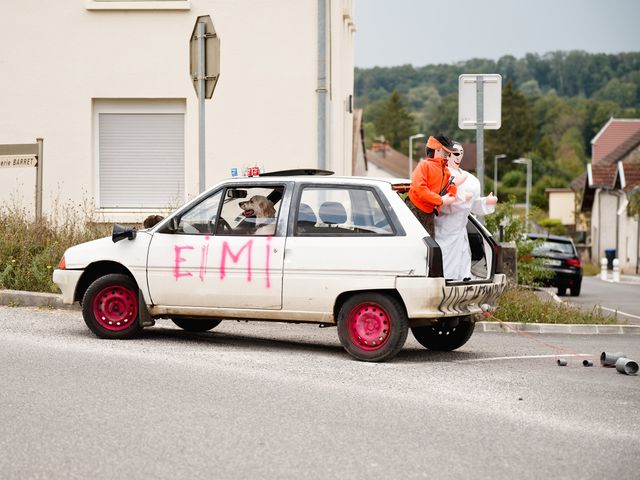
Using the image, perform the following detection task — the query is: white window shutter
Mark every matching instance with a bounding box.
[99,113,184,208]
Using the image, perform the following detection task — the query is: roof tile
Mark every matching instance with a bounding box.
[590,163,617,188]
[592,119,640,163]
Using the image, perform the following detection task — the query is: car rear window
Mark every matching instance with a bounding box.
[534,240,575,255]
[295,186,394,236]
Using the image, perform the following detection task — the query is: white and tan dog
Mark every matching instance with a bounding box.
[239,195,276,235]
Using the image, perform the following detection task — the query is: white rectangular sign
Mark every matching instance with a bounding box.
[0,154,37,168]
[458,74,502,130]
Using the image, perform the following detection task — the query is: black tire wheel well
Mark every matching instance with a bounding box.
[81,273,143,339]
[411,316,475,351]
[333,289,407,323]
[75,261,136,304]
[172,317,222,332]
[336,291,409,362]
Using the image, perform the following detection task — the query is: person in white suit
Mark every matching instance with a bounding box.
[434,142,498,280]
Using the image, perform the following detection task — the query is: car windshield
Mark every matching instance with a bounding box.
[534,240,574,255]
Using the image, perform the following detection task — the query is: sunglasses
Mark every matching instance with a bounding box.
[450,151,462,157]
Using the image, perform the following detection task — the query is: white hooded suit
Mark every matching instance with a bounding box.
[435,167,495,280]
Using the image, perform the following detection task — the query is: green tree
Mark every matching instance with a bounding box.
[531,175,568,210]
[486,82,536,160]
[485,197,552,286]
[594,78,637,107]
[375,90,415,150]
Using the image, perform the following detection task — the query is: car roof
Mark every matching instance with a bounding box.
[528,233,574,243]
[220,175,403,188]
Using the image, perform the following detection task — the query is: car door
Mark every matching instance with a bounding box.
[282,184,419,314]
[146,183,287,310]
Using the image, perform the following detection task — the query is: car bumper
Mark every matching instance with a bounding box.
[396,274,507,319]
[545,268,582,287]
[52,269,83,304]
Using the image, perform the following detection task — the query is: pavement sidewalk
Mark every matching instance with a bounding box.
[2,288,639,335]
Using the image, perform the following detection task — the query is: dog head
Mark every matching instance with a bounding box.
[239,195,276,219]
[143,215,164,229]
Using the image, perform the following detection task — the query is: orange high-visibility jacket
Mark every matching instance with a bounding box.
[408,157,457,214]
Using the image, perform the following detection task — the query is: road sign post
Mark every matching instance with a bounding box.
[189,15,220,193]
[458,74,502,196]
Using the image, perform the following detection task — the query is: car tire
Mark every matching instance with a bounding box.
[557,286,567,296]
[411,316,475,351]
[337,293,408,362]
[570,280,582,297]
[82,274,142,339]
[172,318,222,332]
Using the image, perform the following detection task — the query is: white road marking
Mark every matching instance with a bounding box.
[597,306,640,321]
[458,353,592,363]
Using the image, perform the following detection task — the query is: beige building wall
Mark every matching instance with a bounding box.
[591,190,620,262]
[0,0,355,222]
[547,190,575,225]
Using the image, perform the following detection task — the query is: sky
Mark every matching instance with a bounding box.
[354,0,640,68]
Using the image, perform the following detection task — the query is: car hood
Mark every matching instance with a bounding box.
[63,232,152,269]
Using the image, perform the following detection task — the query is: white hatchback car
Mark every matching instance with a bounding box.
[54,171,506,362]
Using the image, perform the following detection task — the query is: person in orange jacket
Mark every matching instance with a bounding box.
[406,134,465,238]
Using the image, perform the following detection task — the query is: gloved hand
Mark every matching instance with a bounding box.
[441,194,456,206]
[485,192,498,206]
[452,171,468,186]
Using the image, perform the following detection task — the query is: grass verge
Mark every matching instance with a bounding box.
[0,201,112,293]
[495,287,620,324]
[581,262,601,276]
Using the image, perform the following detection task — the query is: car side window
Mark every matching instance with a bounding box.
[295,187,394,236]
[217,186,284,236]
[176,191,222,235]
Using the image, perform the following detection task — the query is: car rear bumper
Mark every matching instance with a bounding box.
[396,274,507,319]
[52,269,83,304]
[545,269,582,287]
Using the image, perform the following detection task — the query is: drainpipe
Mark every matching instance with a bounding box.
[317,0,328,170]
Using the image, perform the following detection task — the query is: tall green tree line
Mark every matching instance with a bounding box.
[358,50,640,211]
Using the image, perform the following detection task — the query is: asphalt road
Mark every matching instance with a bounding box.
[565,275,640,324]
[1,306,639,480]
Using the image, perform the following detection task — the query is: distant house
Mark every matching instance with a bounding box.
[366,141,477,179]
[366,143,412,179]
[545,188,576,227]
[579,118,640,273]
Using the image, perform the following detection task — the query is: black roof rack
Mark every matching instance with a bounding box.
[259,169,334,177]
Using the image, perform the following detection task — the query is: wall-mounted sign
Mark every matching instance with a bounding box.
[0,140,43,219]
[0,154,37,168]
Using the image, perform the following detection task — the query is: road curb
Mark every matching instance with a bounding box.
[0,289,79,311]
[476,321,640,335]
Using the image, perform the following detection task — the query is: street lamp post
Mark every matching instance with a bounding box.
[408,133,426,179]
[513,158,532,233]
[494,154,507,197]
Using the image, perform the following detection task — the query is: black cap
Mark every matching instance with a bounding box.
[434,133,455,153]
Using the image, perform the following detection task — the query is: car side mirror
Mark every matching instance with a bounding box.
[112,224,137,243]
[164,217,180,233]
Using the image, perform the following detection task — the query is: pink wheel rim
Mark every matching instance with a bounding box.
[92,285,138,331]
[347,302,391,351]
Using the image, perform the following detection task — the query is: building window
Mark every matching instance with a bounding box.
[97,110,184,209]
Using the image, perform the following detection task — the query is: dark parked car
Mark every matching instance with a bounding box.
[528,233,583,296]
